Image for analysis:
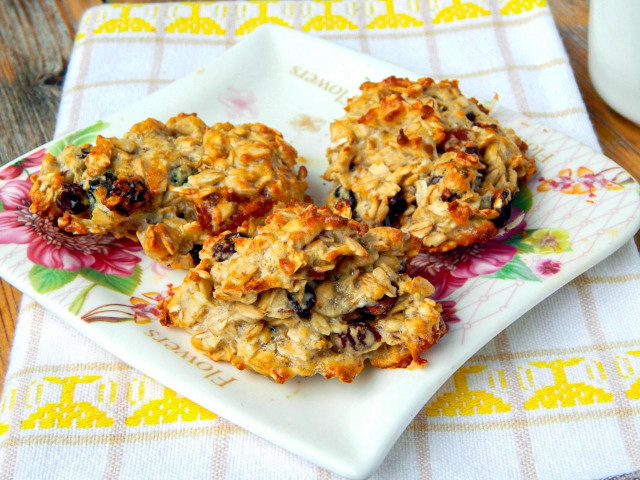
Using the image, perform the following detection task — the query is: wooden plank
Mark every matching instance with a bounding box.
[0,0,100,386]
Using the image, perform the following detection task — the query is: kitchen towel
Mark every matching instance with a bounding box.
[1,2,639,479]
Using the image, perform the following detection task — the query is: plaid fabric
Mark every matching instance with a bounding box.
[2,2,639,479]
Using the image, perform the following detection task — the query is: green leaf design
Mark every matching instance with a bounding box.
[512,184,533,213]
[29,265,78,294]
[78,265,141,296]
[484,255,540,282]
[0,200,4,211]
[505,228,572,255]
[48,120,109,156]
[504,230,535,254]
[69,283,97,315]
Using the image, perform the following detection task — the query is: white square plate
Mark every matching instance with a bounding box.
[1,26,639,479]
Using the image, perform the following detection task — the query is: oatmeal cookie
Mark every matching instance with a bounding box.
[161,201,444,383]
[324,77,536,252]
[29,114,308,268]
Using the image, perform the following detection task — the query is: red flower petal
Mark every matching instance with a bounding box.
[0,165,24,180]
[0,179,32,210]
[0,211,34,244]
[20,148,46,167]
[91,248,141,276]
[27,236,95,271]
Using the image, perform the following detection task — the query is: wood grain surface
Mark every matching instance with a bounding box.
[0,0,639,390]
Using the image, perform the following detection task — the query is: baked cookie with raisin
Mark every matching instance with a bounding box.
[160,201,444,383]
[30,114,308,268]
[324,77,536,252]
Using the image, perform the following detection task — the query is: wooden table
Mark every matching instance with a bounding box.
[1,0,639,388]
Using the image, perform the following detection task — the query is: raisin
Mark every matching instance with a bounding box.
[492,201,512,229]
[383,191,408,226]
[189,244,203,264]
[105,177,150,216]
[465,145,480,156]
[350,309,375,323]
[89,172,116,194]
[211,232,248,262]
[428,175,443,186]
[338,323,381,350]
[287,283,316,319]
[465,111,476,122]
[438,128,469,153]
[334,186,358,217]
[77,148,91,159]
[398,259,407,274]
[440,189,460,202]
[56,183,88,214]
[364,296,397,317]
[397,128,409,146]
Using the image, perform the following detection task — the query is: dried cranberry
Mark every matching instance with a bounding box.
[56,183,88,214]
[287,283,316,319]
[105,177,150,216]
[383,191,408,226]
[211,232,247,262]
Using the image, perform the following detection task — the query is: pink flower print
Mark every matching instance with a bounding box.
[0,147,45,181]
[537,167,627,198]
[534,259,561,277]
[440,300,461,325]
[20,147,46,168]
[0,178,141,275]
[409,241,517,300]
[217,87,258,119]
[0,165,24,181]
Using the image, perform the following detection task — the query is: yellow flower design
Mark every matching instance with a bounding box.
[521,228,571,254]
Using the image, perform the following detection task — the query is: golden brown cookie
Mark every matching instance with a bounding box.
[30,114,308,268]
[161,201,444,383]
[324,77,536,252]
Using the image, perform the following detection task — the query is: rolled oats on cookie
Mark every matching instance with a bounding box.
[29,114,308,268]
[160,201,445,383]
[324,77,536,252]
